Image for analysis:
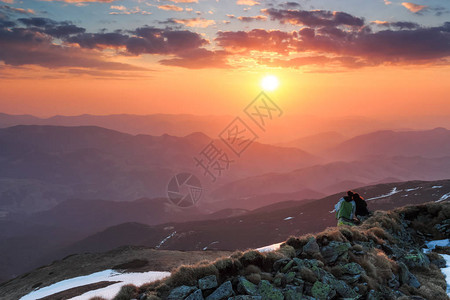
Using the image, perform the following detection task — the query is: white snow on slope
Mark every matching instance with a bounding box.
[424,239,450,253]
[366,187,401,201]
[284,217,294,220]
[256,242,282,252]
[405,187,420,192]
[424,239,450,296]
[441,254,450,296]
[156,231,176,249]
[433,186,443,189]
[20,270,170,300]
[437,192,450,203]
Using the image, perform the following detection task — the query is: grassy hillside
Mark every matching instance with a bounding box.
[115,202,450,299]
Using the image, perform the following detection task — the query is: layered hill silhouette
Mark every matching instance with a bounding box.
[0,125,317,214]
[328,127,450,160]
[210,156,450,205]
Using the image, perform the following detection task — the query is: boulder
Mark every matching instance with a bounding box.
[283,284,303,300]
[168,285,197,300]
[311,281,336,300]
[206,281,234,300]
[303,238,320,255]
[320,242,351,264]
[401,250,430,269]
[257,280,284,300]
[398,262,421,288]
[273,259,291,272]
[237,277,258,295]
[186,289,204,300]
[199,275,218,290]
[228,296,262,300]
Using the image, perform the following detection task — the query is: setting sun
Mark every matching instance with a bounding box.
[261,75,280,92]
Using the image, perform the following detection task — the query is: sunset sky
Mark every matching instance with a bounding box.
[0,0,449,118]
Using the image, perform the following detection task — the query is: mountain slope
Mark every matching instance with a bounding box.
[62,180,450,254]
[328,127,450,160]
[210,156,450,202]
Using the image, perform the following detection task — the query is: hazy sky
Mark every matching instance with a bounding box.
[0,0,449,118]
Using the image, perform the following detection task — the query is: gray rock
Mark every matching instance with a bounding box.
[303,238,320,255]
[273,259,291,272]
[186,289,205,300]
[398,262,421,288]
[320,242,351,264]
[228,296,262,300]
[257,280,284,300]
[168,285,197,300]
[322,273,358,298]
[283,284,302,300]
[429,254,447,268]
[401,249,430,269]
[199,275,218,290]
[237,276,258,295]
[311,281,336,300]
[206,281,234,300]
[281,260,295,273]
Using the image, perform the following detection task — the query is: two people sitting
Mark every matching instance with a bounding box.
[335,190,370,226]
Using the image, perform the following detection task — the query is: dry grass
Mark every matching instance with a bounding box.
[166,261,219,287]
[112,284,138,300]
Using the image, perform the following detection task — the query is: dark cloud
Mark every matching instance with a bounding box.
[0,16,215,70]
[18,17,86,38]
[263,8,364,28]
[0,19,15,28]
[237,15,267,22]
[0,26,144,70]
[66,27,208,56]
[375,21,420,30]
[216,22,450,67]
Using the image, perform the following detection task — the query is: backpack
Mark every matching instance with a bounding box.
[337,200,355,220]
[334,197,345,219]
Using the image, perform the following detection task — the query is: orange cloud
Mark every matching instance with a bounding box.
[402,2,427,13]
[236,0,260,6]
[166,0,198,3]
[158,4,183,11]
[42,0,117,3]
[172,18,216,28]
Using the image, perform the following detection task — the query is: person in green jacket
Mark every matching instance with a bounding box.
[335,191,356,226]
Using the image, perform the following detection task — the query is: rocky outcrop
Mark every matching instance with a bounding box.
[118,202,450,300]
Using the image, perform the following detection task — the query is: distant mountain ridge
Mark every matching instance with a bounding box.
[0,125,318,214]
[328,127,450,160]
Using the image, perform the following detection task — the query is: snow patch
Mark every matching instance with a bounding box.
[405,187,420,192]
[424,239,450,253]
[20,270,170,300]
[437,192,450,203]
[284,217,294,220]
[366,187,401,201]
[433,186,443,189]
[156,231,176,249]
[423,240,450,296]
[256,242,282,252]
[203,241,219,251]
[441,254,450,296]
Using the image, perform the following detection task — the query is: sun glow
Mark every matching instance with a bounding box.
[261,75,279,91]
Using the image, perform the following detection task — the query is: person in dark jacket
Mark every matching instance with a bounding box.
[353,193,370,221]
